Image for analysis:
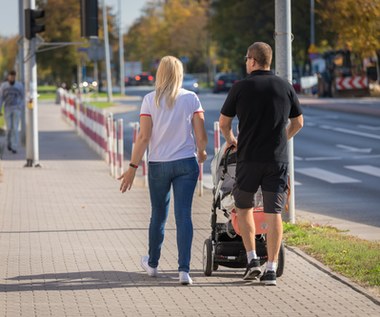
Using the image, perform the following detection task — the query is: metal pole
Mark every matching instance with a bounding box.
[28,0,40,167]
[275,0,295,223]
[24,0,33,167]
[19,0,26,146]
[102,0,113,102]
[119,0,125,95]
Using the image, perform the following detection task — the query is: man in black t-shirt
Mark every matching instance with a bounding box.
[219,42,303,286]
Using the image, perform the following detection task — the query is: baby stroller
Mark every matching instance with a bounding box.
[202,144,285,277]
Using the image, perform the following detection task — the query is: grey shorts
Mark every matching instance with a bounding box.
[232,161,289,213]
[232,185,287,214]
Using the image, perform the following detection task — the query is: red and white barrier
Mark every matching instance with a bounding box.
[336,76,368,91]
[60,91,124,179]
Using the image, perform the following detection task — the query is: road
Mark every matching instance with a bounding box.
[117,87,380,228]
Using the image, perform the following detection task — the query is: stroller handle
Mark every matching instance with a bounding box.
[223,145,235,174]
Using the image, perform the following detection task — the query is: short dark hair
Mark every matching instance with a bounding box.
[8,70,16,76]
[247,42,272,68]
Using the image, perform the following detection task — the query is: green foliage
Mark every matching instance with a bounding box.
[284,222,380,288]
[124,0,209,73]
[0,37,18,79]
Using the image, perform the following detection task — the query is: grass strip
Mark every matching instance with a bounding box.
[283,222,380,290]
[85,101,114,109]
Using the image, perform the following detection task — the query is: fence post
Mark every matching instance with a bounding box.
[214,121,220,155]
[107,114,114,176]
[198,162,203,196]
[117,118,124,177]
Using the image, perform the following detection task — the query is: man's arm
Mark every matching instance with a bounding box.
[219,114,237,148]
[287,114,304,140]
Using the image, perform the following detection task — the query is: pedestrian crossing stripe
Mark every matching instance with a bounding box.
[296,167,361,184]
[203,165,379,188]
[345,165,380,178]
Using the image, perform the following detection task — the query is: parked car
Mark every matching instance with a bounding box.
[213,73,240,93]
[182,74,199,93]
[124,76,135,86]
[133,72,154,86]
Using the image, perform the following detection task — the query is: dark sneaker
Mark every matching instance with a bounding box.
[260,270,276,286]
[243,258,261,280]
[7,144,12,151]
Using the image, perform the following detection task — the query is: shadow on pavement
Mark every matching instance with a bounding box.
[1,270,260,292]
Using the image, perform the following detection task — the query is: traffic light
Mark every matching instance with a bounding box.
[25,9,45,40]
[80,0,99,37]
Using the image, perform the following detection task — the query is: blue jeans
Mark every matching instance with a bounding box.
[4,108,21,149]
[147,157,199,273]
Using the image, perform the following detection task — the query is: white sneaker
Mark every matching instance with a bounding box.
[140,256,158,277]
[179,271,193,285]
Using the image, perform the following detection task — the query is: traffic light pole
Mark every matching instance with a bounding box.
[24,0,40,167]
[275,0,295,223]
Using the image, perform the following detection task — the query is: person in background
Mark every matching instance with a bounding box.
[118,56,208,285]
[0,70,25,154]
[219,42,303,286]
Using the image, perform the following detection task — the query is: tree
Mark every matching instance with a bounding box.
[0,37,18,80]
[124,0,208,73]
[36,0,118,86]
[317,0,380,82]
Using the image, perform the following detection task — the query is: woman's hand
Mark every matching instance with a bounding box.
[197,149,207,163]
[118,168,137,193]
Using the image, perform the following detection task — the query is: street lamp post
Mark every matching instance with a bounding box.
[275,0,295,223]
[119,0,125,96]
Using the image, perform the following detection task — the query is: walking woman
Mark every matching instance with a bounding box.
[118,56,208,285]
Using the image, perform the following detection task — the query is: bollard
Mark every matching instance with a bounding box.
[142,150,148,187]
[132,122,139,151]
[101,110,107,161]
[117,118,124,177]
[113,120,118,178]
[214,121,220,155]
[107,114,114,176]
[198,162,203,196]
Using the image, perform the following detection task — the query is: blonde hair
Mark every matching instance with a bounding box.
[154,56,184,108]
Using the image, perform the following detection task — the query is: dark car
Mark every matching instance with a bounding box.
[213,73,240,93]
[133,72,154,86]
[182,74,199,93]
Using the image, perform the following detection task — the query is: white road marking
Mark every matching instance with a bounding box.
[352,154,380,160]
[345,165,380,178]
[320,126,380,140]
[358,125,380,131]
[336,144,372,153]
[296,167,361,184]
[304,156,342,161]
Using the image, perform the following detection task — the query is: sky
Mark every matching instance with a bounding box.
[0,0,149,37]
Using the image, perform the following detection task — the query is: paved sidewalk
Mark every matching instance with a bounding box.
[0,102,379,316]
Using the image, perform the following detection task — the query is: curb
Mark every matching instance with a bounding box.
[286,245,380,306]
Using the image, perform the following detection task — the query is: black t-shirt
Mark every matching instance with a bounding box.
[220,70,302,163]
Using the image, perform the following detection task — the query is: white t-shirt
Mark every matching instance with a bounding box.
[140,88,204,162]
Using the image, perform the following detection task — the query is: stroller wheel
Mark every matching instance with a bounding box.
[213,263,219,271]
[276,241,285,277]
[203,239,213,276]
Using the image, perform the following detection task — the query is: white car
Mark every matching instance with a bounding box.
[182,74,200,93]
